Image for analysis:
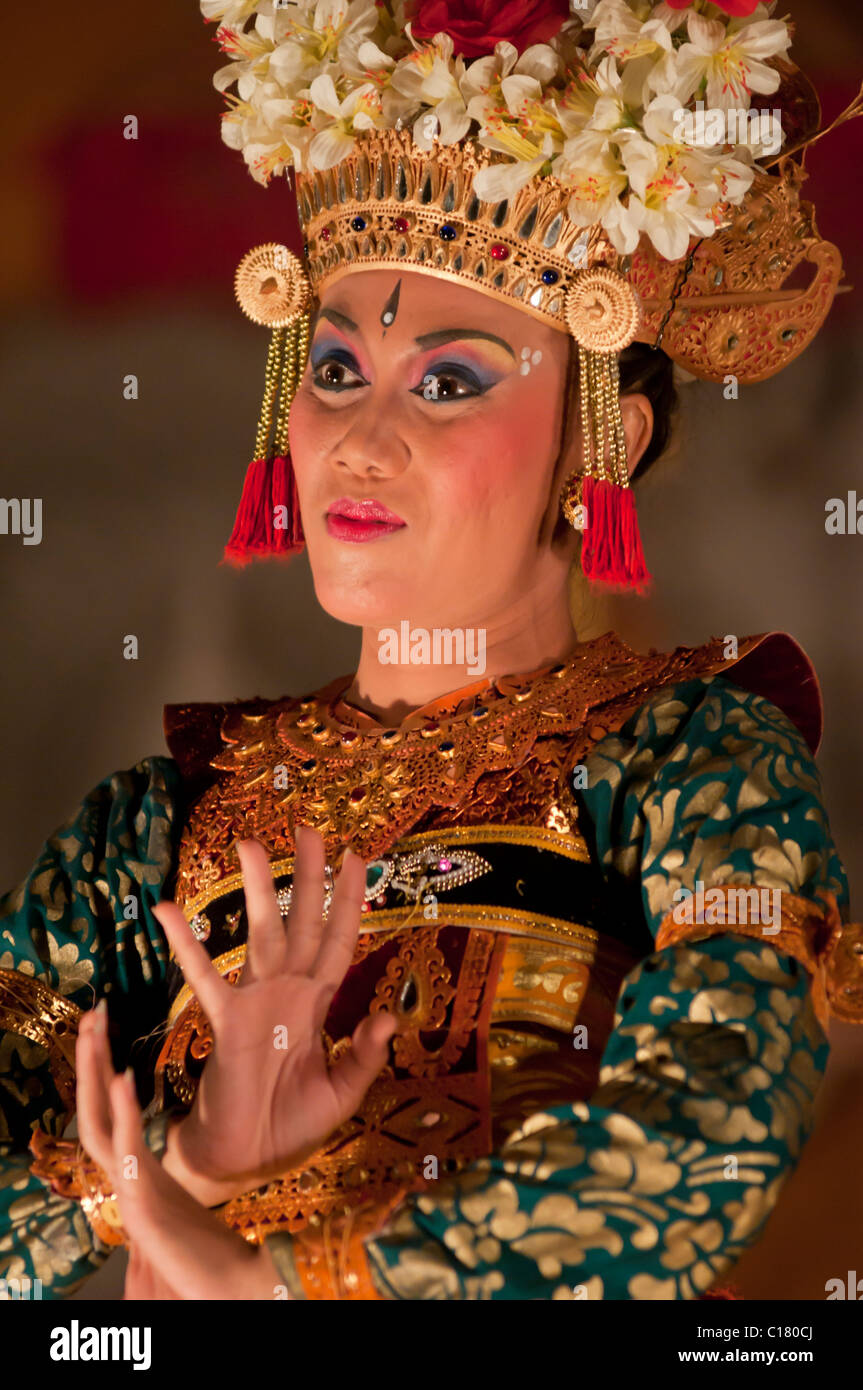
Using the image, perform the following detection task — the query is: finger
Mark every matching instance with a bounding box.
[75,1004,118,1177]
[238,839,287,983]
[108,1069,159,1214]
[282,825,328,975]
[108,1072,265,1301]
[327,1010,397,1119]
[312,847,367,990]
[154,900,230,1021]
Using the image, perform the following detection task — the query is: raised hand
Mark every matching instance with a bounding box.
[77,827,396,1207]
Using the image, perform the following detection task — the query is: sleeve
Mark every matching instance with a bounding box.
[576,675,850,936]
[0,756,184,1299]
[267,677,850,1300]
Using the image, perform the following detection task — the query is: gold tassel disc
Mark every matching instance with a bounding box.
[235,244,312,328]
[565,268,641,354]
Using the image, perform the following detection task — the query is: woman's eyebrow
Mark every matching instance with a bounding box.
[414,329,516,358]
[318,308,359,334]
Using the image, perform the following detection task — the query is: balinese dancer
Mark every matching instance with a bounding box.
[1,0,861,1300]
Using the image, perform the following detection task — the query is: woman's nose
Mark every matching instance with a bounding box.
[330,391,411,479]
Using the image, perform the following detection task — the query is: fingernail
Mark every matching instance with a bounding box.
[124,1067,137,1097]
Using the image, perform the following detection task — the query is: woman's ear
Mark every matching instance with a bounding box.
[620,392,654,480]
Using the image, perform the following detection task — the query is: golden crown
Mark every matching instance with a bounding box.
[296,128,636,348]
[229,123,854,390]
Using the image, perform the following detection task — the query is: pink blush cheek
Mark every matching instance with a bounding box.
[440,410,537,508]
[287,392,335,494]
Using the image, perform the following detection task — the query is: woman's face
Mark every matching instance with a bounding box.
[289,269,578,631]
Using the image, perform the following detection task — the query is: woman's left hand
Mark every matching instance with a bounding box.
[77,1010,285,1300]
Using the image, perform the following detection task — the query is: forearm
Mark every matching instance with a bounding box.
[358,934,828,1300]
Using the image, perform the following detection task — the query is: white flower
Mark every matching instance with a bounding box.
[338,6,394,76]
[201,0,261,23]
[586,3,678,112]
[472,155,548,203]
[683,146,755,210]
[214,24,275,102]
[671,11,791,110]
[622,182,716,259]
[265,0,378,90]
[465,43,565,169]
[390,38,471,149]
[615,93,723,257]
[589,0,676,66]
[391,32,456,100]
[202,0,788,256]
[558,128,629,226]
[461,40,559,116]
[582,55,631,134]
[221,78,316,181]
[651,2,689,35]
[307,72,383,168]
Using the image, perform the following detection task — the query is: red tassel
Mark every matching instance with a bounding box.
[580,475,651,594]
[223,454,305,566]
[223,456,271,566]
[270,453,305,555]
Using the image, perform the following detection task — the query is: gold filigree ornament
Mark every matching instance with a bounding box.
[225,244,312,565]
[564,268,642,355]
[234,243,312,328]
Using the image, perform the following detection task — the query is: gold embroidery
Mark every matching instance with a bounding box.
[179,823,589,921]
[655,886,863,1029]
[167,901,604,1025]
[173,631,766,914]
[0,969,82,1117]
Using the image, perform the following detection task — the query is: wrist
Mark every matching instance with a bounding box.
[161,1116,246,1208]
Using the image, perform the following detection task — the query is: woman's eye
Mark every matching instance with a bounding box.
[412,368,484,402]
[311,355,365,392]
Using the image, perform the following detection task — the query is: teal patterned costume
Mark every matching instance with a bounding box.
[0,633,856,1299]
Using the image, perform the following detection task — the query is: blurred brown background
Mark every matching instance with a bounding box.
[1,2,861,1300]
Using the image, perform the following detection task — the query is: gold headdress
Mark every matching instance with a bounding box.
[211,0,861,592]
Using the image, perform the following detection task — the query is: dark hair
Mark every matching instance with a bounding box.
[559,340,679,494]
[618,342,679,482]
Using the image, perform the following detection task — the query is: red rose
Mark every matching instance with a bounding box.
[410,0,572,58]
[666,0,762,16]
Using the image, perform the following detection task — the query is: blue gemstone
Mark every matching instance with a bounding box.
[351,216,367,232]
[439,224,458,241]
[541,269,560,285]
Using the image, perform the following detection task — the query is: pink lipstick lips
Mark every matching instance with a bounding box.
[325,497,406,543]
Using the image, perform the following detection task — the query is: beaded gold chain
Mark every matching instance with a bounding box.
[274,315,310,457]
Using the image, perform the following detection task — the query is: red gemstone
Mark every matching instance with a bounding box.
[490,243,510,261]
[320,228,331,243]
[394,217,410,233]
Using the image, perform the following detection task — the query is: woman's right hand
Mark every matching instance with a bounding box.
[79,828,396,1207]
